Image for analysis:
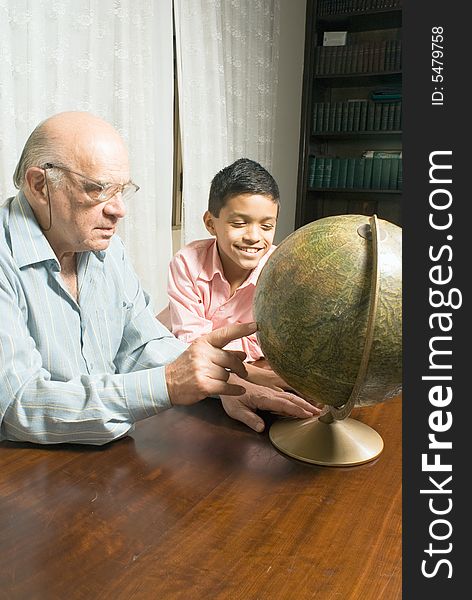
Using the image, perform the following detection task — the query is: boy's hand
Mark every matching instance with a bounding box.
[165,322,256,405]
[220,377,321,433]
[245,362,293,391]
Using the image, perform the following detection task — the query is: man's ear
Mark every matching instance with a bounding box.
[24,167,48,205]
[203,210,217,236]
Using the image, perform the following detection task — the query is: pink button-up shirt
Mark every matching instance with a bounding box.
[168,238,276,362]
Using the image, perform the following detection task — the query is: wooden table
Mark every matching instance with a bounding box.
[0,396,401,600]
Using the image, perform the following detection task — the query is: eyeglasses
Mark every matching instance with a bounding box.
[43,162,140,203]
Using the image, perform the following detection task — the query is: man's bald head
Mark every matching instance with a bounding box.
[13,112,128,190]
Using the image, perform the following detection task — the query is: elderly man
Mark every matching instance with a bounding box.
[0,112,316,445]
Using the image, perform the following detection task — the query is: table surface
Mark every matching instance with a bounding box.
[0,395,402,600]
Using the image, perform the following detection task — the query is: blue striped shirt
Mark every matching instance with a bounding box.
[0,193,186,444]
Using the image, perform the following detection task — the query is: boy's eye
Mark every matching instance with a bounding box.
[231,222,246,227]
[261,223,274,230]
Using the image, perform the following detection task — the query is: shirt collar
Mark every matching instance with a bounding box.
[9,192,106,269]
[199,238,275,288]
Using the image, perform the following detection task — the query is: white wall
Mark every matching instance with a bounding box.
[272,0,307,244]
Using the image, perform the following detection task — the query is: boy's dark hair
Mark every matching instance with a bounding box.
[208,158,280,216]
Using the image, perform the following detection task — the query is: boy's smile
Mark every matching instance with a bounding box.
[203,193,278,290]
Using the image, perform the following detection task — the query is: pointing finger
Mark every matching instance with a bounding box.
[204,322,257,349]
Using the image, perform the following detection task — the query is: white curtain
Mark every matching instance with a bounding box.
[174,0,280,244]
[0,0,174,311]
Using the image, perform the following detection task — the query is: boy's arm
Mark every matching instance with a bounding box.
[220,374,320,433]
[167,251,214,342]
[244,362,293,390]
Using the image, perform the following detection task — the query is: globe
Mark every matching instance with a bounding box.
[253,214,402,465]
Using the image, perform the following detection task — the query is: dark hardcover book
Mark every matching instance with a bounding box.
[338,158,349,188]
[329,102,337,132]
[313,103,322,132]
[386,102,395,130]
[346,100,356,131]
[363,158,374,188]
[373,102,382,130]
[312,104,317,134]
[341,101,349,131]
[346,158,356,188]
[394,101,402,130]
[329,46,338,74]
[380,103,389,130]
[352,100,362,131]
[385,39,393,72]
[313,157,325,188]
[366,40,374,73]
[396,40,402,70]
[335,101,343,131]
[366,102,375,131]
[308,156,317,187]
[346,44,354,74]
[389,158,400,190]
[321,158,333,188]
[371,158,383,189]
[330,158,341,188]
[353,158,365,188]
[359,99,368,131]
[323,102,331,132]
[379,40,388,72]
[379,159,392,190]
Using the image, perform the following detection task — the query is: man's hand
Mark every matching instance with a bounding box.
[221,377,321,433]
[165,322,257,405]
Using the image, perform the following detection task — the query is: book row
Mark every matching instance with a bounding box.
[308,156,402,190]
[315,40,401,75]
[312,100,402,133]
[317,0,402,16]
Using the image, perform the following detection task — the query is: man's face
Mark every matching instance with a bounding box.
[204,193,278,282]
[44,140,130,256]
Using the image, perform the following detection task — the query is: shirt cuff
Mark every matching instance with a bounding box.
[123,366,172,422]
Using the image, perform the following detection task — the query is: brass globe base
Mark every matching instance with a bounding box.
[269,416,384,467]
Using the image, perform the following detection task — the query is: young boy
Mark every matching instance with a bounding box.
[167,158,294,391]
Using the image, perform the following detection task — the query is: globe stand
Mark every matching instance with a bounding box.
[269,215,384,467]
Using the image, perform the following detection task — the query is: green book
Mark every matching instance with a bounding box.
[379,159,392,190]
[338,158,349,188]
[363,158,374,189]
[313,157,325,188]
[346,100,356,131]
[335,101,343,132]
[366,102,375,131]
[353,159,365,189]
[389,158,400,190]
[352,101,361,132]
[397,160,403,189]
[328,102,337,132]
[323,102,331,131]
[371,158,382,189]
[330,158,340,188]
[373,102,382,130]
[394,102,402,130]
[321,158,333,188]
[346,158,356,188]
[340,101,349,131]
[359,100,368,131]
[308,156,316,187]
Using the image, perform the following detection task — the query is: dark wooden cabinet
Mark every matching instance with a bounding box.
[296,0,402,228]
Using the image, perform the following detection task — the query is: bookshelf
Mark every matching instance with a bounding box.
[295,0,402,228]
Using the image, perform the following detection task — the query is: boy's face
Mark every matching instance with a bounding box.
[203,193,278,282]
